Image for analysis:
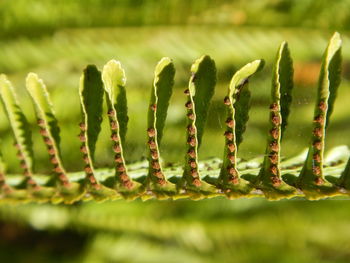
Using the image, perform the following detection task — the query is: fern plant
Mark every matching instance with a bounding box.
[0,32,349,203]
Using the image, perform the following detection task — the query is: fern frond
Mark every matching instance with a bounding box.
[0,33,349,203]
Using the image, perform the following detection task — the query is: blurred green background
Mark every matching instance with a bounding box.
[0,0,350,262]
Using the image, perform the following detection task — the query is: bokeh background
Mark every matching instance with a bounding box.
[0,0,350,262]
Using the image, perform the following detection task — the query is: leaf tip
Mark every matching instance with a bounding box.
[80,64,101,94]
[84,64,100,76]
[331,32,341,44]
[280,41,288,48]
[327,32,342,58]
[191,55,214,73]
[255,59,265,72]
[25,72,40,89]
[102,59,126,87]
[155,57,173,76]
[278,41,291,56]
[26,72,38,80]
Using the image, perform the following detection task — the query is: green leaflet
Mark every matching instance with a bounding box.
[0,74,37,187]
[102,60,140,197]
[298,32,342,198]
[146,57,176,197]
[255,42,296,199]
[26,73,86,203]
[79,65,117,201]
[78,66,103,183]
[79,65,104,164]
[219,59,264,197]
[26,73,69,186]
[182,55,218,197]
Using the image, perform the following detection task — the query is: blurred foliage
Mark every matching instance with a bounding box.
[2,199,350,262]
[0,0,350,262]
[2,0,350,39]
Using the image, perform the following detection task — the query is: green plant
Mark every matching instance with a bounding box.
[0,32,348,203]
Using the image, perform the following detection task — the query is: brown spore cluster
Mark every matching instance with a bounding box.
[78,121,100,190]
[37,119,70,187]
[222,96,239,185]
[147,104,166,187]
[13,142,39,190]
[107,109,133,189]
[268,103,282,187]
[310,100,327,184]
[184,88,201,187]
